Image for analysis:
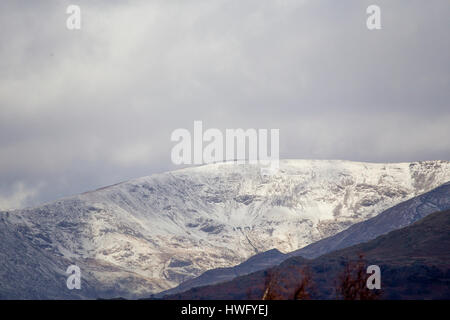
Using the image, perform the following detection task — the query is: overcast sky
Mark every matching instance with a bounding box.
[0,0,449,210]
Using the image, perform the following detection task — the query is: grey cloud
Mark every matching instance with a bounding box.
[0,0,449,209]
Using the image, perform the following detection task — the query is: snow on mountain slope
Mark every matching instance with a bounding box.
[1,160,449,298]
[293,181,450,259]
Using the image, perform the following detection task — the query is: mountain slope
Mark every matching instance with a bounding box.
[0,160,449,298]
[167,209,450,300]
[157,249,288,298]
[292,181,450,258]
[160,181,450,296]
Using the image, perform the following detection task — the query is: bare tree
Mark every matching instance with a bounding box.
[262,266,316,300]
[336,254,381,300]
[262,270,283,300]
[293,266,316,300]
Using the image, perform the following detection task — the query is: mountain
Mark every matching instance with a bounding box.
[166,209,450,300]
[159,180,450,296]
[157,249,288,298]
[0,160,449,299]
[292,181,450,258]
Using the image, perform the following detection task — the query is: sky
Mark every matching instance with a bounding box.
[0,0,449,210]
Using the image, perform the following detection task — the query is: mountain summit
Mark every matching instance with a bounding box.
[1,160,449,298]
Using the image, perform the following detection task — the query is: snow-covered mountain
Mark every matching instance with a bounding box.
[293,181,450,259]
[159,179,450,297]
[1,160,449,299]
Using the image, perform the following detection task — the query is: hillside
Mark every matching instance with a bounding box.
[166,209,450,300]
[1,160,449,298]
[160,181,450,296]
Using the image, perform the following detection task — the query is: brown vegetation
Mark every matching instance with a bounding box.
[262,266,316,300]
[261,255,381,300]
[336,254,381,300]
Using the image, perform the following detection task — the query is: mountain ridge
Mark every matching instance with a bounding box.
[165,209,450,300]
[1,159,449,298]
[159,181,450,296]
